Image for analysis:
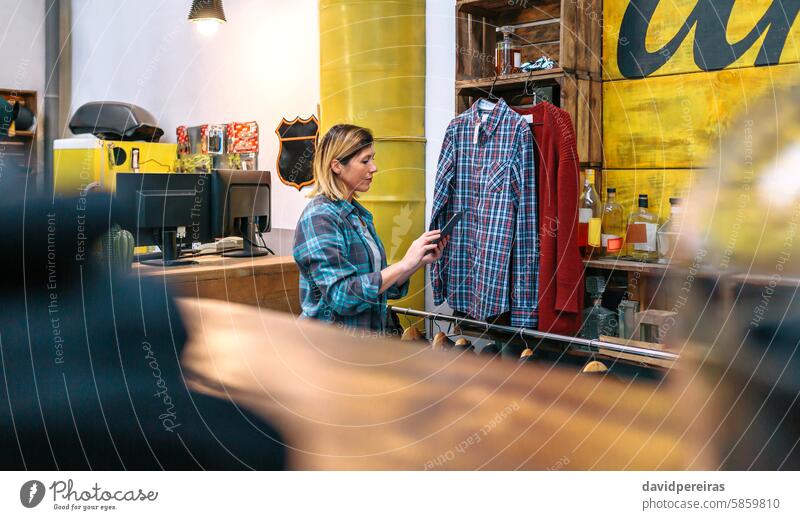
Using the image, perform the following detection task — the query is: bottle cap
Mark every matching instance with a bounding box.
[607,187,616,194]
[638,194,649,208]
[585,169,595,184]
[669,197,683,205]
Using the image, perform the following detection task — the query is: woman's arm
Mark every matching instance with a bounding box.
[379,231,448,294]
[294,211,384,316]
[294,209,449,310]
[379,262,414,294]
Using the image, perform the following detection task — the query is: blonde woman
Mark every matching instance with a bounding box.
[293,124,447,333]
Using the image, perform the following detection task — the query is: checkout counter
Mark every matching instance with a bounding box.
[114,169,300,312]
[53,111,299,312]
[136,253,299,313]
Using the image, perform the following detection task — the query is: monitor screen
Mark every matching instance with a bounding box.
[115,173,211,247]
[211,170,271,239]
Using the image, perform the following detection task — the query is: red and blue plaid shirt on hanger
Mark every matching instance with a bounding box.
[430,98,539,328]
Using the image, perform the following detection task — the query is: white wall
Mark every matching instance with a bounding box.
[0,0,45,96]
[0,0,46,173]
[3,0,456,252]
[5,0,458,308]
[425,0,456,312]
[69,0,320,230]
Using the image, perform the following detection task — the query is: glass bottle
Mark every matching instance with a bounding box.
[627,194,659,262]
[601,187,625,258]
[579,169,602,259]
[579,276,618,340]
[495,26,521,75]
[657,197,683,264]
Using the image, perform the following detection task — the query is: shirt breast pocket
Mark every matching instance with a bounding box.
[485,161,509,193]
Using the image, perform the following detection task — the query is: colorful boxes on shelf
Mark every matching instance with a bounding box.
[177,121,259,172]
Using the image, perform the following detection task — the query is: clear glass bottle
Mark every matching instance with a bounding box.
[657,197,683,264]
[495,26,521,75]
[601,187,625,258]
[627,194,659,262]
[579,169,602,259]
[579,276,618,340]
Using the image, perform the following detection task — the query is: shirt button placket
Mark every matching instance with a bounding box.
[470,125,483,319]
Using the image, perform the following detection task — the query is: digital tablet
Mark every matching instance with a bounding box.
[432,212,462,243]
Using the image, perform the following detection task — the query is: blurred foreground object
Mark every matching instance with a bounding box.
[677,87,800,469]
[0,195,285,470]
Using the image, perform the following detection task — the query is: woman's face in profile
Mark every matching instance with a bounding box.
[335,145,377,197]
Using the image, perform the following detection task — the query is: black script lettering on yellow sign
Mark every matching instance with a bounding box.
[618,0,800,78]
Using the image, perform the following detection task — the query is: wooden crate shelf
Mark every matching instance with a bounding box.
[8,130,35,138]
[455,68,565,94]
[1,88,38,178]
[585,258,669,274]
[582,257,800,329]
[455,0,603,166]
[457,0,560,19]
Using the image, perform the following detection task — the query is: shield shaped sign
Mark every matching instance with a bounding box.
[275,115,319,190]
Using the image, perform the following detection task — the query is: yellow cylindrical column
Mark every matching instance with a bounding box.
[319,0,426,313]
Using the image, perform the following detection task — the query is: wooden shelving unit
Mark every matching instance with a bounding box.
[455,0,602,167]
[584,257,800,331]
[584,257,715,313]
[0,88,38,180]
[455,67,565,94]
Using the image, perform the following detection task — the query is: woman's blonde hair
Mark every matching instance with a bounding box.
[308,124,374,200]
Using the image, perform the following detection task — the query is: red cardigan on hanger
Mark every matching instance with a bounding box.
[513,102,584,335]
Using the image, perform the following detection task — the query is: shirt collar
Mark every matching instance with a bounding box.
[331,197,374,223]
[470,97,508,136]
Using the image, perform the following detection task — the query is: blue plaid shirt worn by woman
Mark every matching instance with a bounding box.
[293,195,409,333]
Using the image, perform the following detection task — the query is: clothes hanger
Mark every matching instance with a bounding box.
[519,333,535,361]
[401,325,425,342]
[475,71,501,111]
[430,319,458,350]
[508,70,545,126]
[510,69,536,106]
[431,332,455,351]
[487,71,500,102]
[454,337,474,352]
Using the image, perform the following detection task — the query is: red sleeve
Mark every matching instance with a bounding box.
[554,108,583,313]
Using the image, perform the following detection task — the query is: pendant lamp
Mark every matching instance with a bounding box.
[188,0,227,35]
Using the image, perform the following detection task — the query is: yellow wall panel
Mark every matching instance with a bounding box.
[603,0,800,80]
[603,62,800,169]
[602,169,697,222]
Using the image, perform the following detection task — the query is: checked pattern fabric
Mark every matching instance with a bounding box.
[430,99,539,328]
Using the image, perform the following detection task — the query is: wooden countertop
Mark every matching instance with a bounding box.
[178,297,708,470]
[135,255,300,313]
[134,254,297,282]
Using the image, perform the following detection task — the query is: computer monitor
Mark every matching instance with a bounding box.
[211,170,271,258]
[115,173,212,266]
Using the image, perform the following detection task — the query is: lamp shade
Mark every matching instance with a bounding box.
[188,0,226,23]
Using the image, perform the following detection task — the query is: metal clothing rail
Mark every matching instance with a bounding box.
[389,306,679,365]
